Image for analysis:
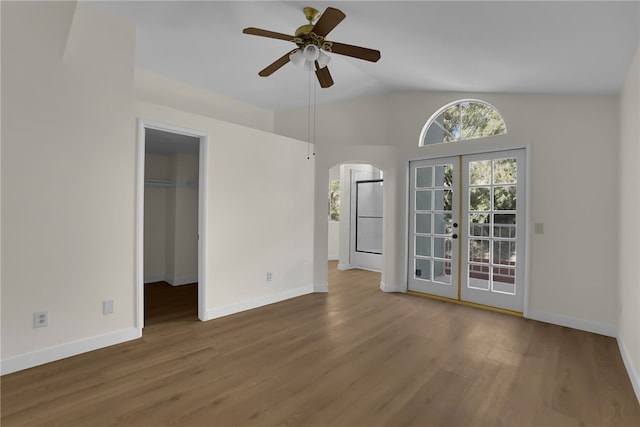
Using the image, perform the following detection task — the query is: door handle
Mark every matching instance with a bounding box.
[452,234,458,239]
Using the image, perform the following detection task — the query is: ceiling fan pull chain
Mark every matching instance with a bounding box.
[307,70,312,159]
[313,78,317,156]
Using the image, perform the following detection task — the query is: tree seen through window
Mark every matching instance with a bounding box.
[329,180,340,221]
[421,100,506,146]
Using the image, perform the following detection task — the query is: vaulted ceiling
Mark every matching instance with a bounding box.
[97,1,640,111]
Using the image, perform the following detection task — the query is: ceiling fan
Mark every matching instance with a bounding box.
[243,6,381,88]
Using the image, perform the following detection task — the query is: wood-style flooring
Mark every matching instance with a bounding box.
[1,262,639,426]
[144,281,198,327]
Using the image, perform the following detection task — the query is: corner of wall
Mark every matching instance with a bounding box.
[526,310,616,337]
[133,69,276,133]
[205,285,315,321]
[618,331,640,404]
[2,0,137,371]
[380,281,405,293]
[617,39,640,405]
[313,283,328,293]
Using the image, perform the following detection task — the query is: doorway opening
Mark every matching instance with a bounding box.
[136,120,208,333]
[327,163,384,283]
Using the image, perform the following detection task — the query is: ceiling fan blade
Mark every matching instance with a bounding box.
[243,27,296,42]
[328,42,381,62]
[312,7,346,38]
[315,63,334,88]
[259,50,295,77]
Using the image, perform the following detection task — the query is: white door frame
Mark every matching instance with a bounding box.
[136,118,209,332]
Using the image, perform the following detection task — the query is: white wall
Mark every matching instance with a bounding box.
[135,101,315,319]
[0,2,3,365]
[618,43,640,400]
[135,70,275,134]
[1,2,314,374]
[169,154,199,285]
[1,1,138,366]
[327,222,339,260]
[275,91,620,332]
[144,154,169,281]
[144,153,199,285]
[164,156,177,282]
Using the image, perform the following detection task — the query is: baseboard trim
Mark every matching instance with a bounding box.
[526,309,616,337]
[380,281,405,292]
[314,283,328,293]
[338,264,382,273]
[144,274,165,284]
[328,255,339,261]
[144,275,198,286]
[354,266,382,273]
[1,327,140,375]
[167,275,198,286]
[205,285,314,321]
[618,332,640,404]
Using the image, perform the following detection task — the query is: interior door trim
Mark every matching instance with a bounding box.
[136,118,209,331]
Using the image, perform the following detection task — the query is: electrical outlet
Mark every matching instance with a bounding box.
[103,300,114,315]
[267,272,273,282]
[33,311,48,328]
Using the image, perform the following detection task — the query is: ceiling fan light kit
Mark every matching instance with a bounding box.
[303,44,319,62]
[289,49,305,67]
[243,6,381,88]
[316,49,330,68]
[289,44,331,71]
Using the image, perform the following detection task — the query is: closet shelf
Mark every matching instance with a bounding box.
[144,179,173,187]
[144,179,199,188]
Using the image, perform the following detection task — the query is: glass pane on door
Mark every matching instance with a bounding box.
[408,158,459,298]
[466,157,517,293]
[461,150,525,312]
[356,180,383,255]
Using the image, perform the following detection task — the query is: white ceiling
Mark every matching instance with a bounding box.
[96,1,640,111]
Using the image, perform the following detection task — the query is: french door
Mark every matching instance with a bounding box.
[408,157,459,299]
[408,149,526,313]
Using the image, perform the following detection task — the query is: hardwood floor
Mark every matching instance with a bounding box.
[144,281,198,326]
[2,263,639,426]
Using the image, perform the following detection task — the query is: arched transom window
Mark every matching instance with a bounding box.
[420,99,506,146]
